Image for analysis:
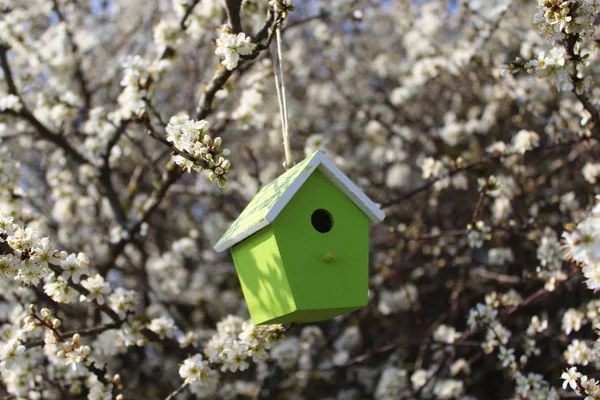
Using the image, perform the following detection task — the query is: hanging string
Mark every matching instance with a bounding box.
[271,9,293,169]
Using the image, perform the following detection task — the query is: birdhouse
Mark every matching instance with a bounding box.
[214,150,385,325]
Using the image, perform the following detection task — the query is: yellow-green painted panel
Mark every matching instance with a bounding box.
[272,170,369,317]
[231,227,296,325]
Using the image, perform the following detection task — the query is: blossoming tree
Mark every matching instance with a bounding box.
[1,0,600,398]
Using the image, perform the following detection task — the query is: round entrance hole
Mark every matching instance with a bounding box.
[311,209,333,233]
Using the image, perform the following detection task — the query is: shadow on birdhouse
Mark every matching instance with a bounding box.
[214,150,385,325]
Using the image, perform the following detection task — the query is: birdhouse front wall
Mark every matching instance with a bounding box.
[271,169,370,319]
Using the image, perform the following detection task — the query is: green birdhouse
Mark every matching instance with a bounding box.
[214,150,385,325]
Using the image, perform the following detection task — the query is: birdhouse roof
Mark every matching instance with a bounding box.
[214,150,385,252]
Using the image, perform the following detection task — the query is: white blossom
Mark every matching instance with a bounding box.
[433,324,461,344]
[375,367,409,400]
[467,303,498,329]
[215,28,255,70]
[147,316,176,339]
[179,354,216,384]
[0,95,21,112]
[561,366,582,390]
[511,129,540,154]
[582,162,600,184]
[79,275,111,305]
[562,308,585,335]
[377,284,418,315]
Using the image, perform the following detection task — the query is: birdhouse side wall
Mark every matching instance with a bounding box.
[230,226,296,325]
[272,170,370,314]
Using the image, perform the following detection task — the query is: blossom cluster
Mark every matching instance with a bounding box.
[166,113,231,187]
[215,27,256,71]
[534,0,600,41]
[0,217,54,285]
[0,94,21,112]
[562,200,600,290]
[203,316,284,372]
[118,56,169,119]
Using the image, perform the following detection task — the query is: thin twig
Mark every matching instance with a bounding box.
[180,0,201,30]
[25,322,122,349]
[382,137,592,208]
[245,145,262,188]
[0,47,89,164]
[193,9,279,119]
[471,191,486,221]
[165,382,188,400]
[0,46,18,94]
[142,116,209,169]
[102,165,182,267]
[30,311,63,343]
[160,0,201,59]
[50,0,92,110]
[564,33,600,129]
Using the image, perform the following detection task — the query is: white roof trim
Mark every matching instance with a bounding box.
[214,218,270,252]
[214,151,385,252]
[313,153,386,223]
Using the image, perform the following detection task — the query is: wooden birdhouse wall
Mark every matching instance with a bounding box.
[230,226,295,325]
[272,170,369,315]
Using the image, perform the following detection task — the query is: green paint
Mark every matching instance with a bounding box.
[230,169,370,325]
[215,151,319,250]
[231,226,296,325]
[273,170,369,313]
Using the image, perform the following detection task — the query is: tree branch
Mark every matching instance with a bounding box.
[46,264,122,322]
[159,0,201,59]
[224,0,243,34]
[0,47,89,164]
[564,33,600,128]
[180,0,201,30]
[50,0,92,111]
[98,122,130,227]
[193,10,278,119]
[0,46,18,95]
[25,321,122,349]
[141,115,210,169]
[381,137,592,208]
[101,164,182,268]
